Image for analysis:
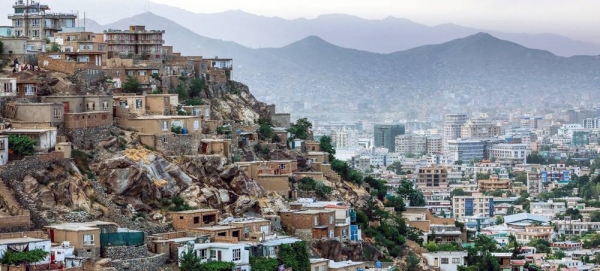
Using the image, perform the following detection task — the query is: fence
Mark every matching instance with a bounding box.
[100,232,145,247]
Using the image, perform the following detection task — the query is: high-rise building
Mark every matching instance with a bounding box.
[443,114,468,150]
[447,139,485,163]
[527,172,543,197]
[374,124,405,152]
[460,118,501,138]
[9,0,77,39]
[426,136,443,154]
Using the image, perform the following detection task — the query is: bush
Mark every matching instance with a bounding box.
[250,257,279,271]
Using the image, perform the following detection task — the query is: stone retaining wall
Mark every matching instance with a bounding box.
[103,245,148,260]
[109,253,168,271]
[66,125,115,150]
[0,157,72,228]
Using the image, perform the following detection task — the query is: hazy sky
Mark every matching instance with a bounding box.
[1,0,599,43]
[151,0,600,43]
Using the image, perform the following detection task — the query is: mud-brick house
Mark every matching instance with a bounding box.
[171,209,219,231]
[200,58,233,84]
[235,160,298,198]
[9,103,64,129]
[200,139,232,160]
[0,77,17,97]
[279,209,336,239]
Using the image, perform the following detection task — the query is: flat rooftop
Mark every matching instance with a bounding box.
[195,225,242,231]
[172,209,218,214]
[0,237,49,245]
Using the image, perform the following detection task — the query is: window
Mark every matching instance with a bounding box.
[15,20,21,27]
[193,216,200,224]
[321,266,326,271]
[139,71,146,76]
[87,102,95,111]
[0,140,4,150]
[452,258,461,264]
[194,120,200,131]
[441,258,449,264]
[210,250,217,261]
[198,249,207,260]
[98,45,104,51]
[53,108,61,120]
[329,215,334,224]
[127,71,134,76]
[83,234,94,245]
[32,19,40,26]
[102,101,109,111]
[161,137,168,143]
[314,216,318,226]
[32,30,40,37]
[3,83,12,93]
[314,267,319,271]
[232,249,241,261]
[77,56,90,62]
[25,85,36,96]
[162,121,168,131]
[279,164,286,170]
[135,99,142,109]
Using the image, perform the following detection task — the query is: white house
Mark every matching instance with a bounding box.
[422,251,468,271]
[1,128,58,153]
[0,135,8,165]
[0,237,52,265]
[0,77,17,97]
[177,242,250,271]
[530,200,566,220]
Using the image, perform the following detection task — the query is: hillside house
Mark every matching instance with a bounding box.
[177,242,250,271]
[1,128,57,153]
[280,209,336,239]
[0,77,17,97]
[0,237,52,265]
[171,209,219,231]
[236,160,298,198]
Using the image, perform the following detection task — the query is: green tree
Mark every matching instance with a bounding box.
[396,179,426,206]
[387,161,404,175]
[450,188,472,198]
[250,257,279,271]
[288,118,312,140]
[122,76,143,94]
[319,135,336,162]
[8,135,36,158]
[279,241,310,271]
[406,252,420,271]
[496,216,504,225]
[48,42,61,52]
[258,123,273,141]
[197,261,236,271]
[178,248,202,271]
[590,211,600,222]
[175,82,189,100]
[515,172,528,185]
[189,78,205,98]
[384,195,406,212]
[528,238,551,253]
[0,249,48,265]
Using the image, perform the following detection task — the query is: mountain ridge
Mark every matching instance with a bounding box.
[85,12,600,117]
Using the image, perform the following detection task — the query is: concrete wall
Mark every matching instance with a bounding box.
[14,103,63,127]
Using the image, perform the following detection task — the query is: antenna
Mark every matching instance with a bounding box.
[84,12,86,31]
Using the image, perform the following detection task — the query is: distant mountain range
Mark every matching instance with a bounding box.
[7,0,599,56]
[85,13,600,117]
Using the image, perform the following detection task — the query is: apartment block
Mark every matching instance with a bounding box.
[9,0,77,39]
[447,139,484,163]
[530,200,566,220]
[452,193,494,220]
[490,143,528,164]
[103,25,165,60]
[478,174,511,192]
[417,166,449,193]
[527,172,543,197]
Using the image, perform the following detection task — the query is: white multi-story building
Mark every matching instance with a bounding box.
[427,136,443,154]
[443,114,468,150]
[554,220,600,235]
[583,118,600,129]
[527,172,543,197]
[394,134,427,155]
[530,200,566,219]
[490,143,528,164]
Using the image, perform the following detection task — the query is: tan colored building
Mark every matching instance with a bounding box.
[104,59,161,91]
[304,140,320,152]
[236,160,298,198]
[171,209,219,231]
[42,95,113,114]
[229,218,271,241]
[45,221,118,260]
[452,193,494,219]
[200,139,232,159]
[280,209,336,239]
[328,261,365,271]
[307,152,329,164]
[192,225,243,243]
[103,25,165,60]
[12,103,63,128]
[39,51,104,75]
[200,58,233,83]
[478,174,511,192]
[417,166,449,192]
[8,1,77,39]
[460,118,500,138]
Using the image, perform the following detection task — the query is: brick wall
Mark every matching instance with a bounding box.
[64,112,112,129]
[66,125,115,150]
[0,231,46,239]
[280,212,316,235]
[156,134,201,156]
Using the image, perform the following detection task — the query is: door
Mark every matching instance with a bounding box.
[217,250,222,261]
[49,229,55,242]
[63,102,70,113]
